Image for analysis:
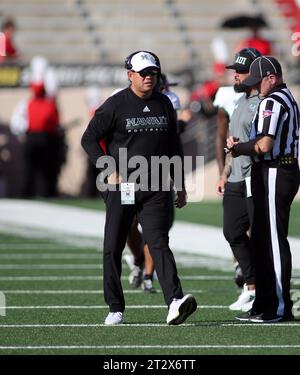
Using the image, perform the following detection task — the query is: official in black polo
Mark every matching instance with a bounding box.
[226,56,300,323]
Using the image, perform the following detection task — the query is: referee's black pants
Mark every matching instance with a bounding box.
[250,162,300,318]
[223,181,255,285]
[102,189,183,313]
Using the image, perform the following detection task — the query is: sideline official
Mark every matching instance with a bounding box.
[227,56,300,322]
[216,48,262,312]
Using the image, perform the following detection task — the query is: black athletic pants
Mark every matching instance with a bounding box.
[223,181,255,285]
[23,133,61,197]
[102,189,183,312]
[250,162,300,317]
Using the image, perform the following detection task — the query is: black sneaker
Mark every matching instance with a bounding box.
[235,310,255,321]
[282,313,295,322]
[250,313,284,323]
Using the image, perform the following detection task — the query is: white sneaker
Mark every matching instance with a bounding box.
[142,278,156,293]
[104,312,123,325]
[241,298,255,312]
[166,294,197,325]
[229,284,255,311]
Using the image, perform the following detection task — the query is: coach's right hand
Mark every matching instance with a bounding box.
[175,188,187,208]
[107,171,122,184]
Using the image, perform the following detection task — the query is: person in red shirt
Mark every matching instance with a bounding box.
[0,18,19,62]
[22,82,62,197]
[236,26,272,55]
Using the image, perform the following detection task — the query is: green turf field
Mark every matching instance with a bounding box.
[0,231,300,355]
[45,198,300,237]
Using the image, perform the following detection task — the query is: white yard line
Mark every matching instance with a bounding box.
[0,244,86,250]
[0,264,102,269]
[0,275,233,281]
[3,288,298,294]
[0,323,299,328]
[0,254,224,268]
[221,323,300,327]
[0,254,100,259]
[0,323,194,328]
[2,289,147,294]
[2,289,206,294]
[4,305,227,309]
[0,276,102,281]
[1,275,299,282]
[0,257,231,269]
[0,345,299,350]
[0,263,221,269]
[1,274,299,281]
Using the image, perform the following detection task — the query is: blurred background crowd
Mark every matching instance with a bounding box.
[1,0,300,200]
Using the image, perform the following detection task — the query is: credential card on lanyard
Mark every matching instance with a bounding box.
[245,176,252,198]
[121,183,135,205]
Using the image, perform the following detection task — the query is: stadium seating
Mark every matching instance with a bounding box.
[0,0,98,63]
[0,0,296,73]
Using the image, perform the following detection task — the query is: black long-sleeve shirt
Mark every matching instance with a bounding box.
[81,87,184,188]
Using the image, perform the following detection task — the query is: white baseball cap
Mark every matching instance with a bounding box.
[130,51,160,72]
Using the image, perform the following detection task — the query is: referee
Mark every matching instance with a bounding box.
[227,56,300,323]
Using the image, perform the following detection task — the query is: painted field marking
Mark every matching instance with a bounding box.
[0,264,102,270]
[0,345,299,350]
[4,305,227,309]
[0,275,233,281]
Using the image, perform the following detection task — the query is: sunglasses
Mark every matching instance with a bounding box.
[136,69,159,78]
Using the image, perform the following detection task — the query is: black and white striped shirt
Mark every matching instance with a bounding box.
[250,83,299,161]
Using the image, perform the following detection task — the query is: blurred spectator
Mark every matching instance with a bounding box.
[21,83,61,197]
[158,73,187,133]
[158,73,181,110]
[187,62,229,119]
[237,34,272,55]
[236,26,272,55]
[220,13,272,56]
[30,56,59,97]
[0,17,19,63]
[0,125,9,196]
[10,56,64,197]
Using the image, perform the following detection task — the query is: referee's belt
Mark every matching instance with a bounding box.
[259,156,298,167]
